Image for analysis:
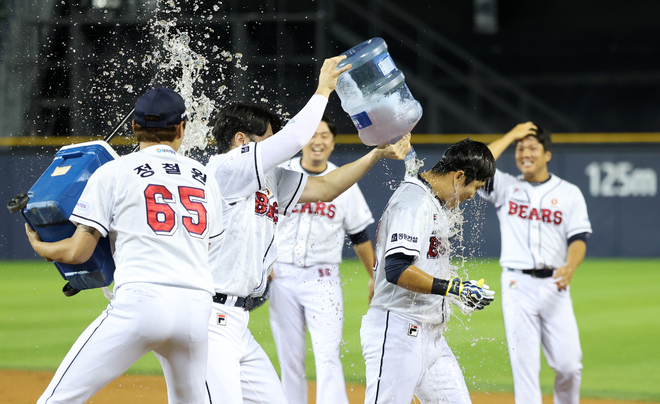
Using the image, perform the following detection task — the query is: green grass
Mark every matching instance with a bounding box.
[1,259,659,401]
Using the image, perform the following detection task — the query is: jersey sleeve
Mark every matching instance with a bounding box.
[382,199,429,260]
[274,167,308,216]
[206,172,225,241]
[259,95,328,172]
[207,142,266,201]
[342,183,375,235]
[69,162,116,237]
[565,185,592,238]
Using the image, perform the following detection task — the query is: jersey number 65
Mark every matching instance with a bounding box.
[144,184,208,238]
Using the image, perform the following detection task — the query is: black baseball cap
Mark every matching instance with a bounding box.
[134,87,187,128]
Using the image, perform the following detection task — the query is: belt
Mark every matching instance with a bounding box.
[213,293,248,308]
[508,268,554,278]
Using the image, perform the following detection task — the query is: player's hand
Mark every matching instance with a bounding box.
[25,223,52,262]
[505,122,537,142]
[447,277,495,310]
[553,265,574,291]
[375,134,412,160]
[367,277,374,305]
[315,55,351,98]
[25,223,41,245]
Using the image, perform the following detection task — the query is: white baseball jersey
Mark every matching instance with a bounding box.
[481,169,590,404]
[71,145,223,294]
[479,169,592,269]
[276,157,374,267]
[43,144,222,404]
[370,175,461,325]
[206,142,308,297]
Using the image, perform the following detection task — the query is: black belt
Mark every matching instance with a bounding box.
[509,268,554,278]
[213,293,248,308]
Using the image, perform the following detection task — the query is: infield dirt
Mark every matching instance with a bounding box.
[0,370,653,404]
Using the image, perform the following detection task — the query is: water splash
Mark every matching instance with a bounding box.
[403,146,424,179]
[144,18,218,156]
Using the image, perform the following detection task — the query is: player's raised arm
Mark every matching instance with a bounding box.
[487,121,537,160]
[298,134,411,203]
[25,223,101,265]
[257,56,351,171]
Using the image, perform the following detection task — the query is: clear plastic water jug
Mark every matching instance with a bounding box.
[335,37,423,146]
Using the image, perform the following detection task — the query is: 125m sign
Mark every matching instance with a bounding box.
[585,161,657,197]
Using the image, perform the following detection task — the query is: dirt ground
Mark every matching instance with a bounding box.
[0,370,652,404]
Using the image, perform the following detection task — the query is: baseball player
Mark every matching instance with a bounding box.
[361,138,497,404]
[204,55,411,404]
[24,87,224,404]
[479,122,592,404]
[269,114,375,404]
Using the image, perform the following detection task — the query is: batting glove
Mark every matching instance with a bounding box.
[446,277,495,311]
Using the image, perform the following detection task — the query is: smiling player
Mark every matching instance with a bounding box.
[479,122,592,404]
[270,114,375,404]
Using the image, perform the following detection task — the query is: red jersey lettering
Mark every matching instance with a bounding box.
[508,201,563,226]
[427,236,445,259]
[509,201,518,215]
[553,210,563,224]
[255,192,268,214]
[300,203,312,213]
[528,208,540,221]
[541,209,552,223]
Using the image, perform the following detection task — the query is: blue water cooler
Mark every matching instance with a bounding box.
[8,140,119,294]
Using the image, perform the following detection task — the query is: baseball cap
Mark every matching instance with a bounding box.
[134,87,187,128]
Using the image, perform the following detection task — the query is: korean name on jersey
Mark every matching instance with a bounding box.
[70,146,224,295]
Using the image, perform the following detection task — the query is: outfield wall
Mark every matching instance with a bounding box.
[1,141,659,260]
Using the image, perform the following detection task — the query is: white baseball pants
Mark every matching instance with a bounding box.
[269,262,348,404]
[205,302,287,404]
[360,307,471,404]
[38,283,212,404]
[501,269,582,404]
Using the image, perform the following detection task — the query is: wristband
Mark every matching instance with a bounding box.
[430,278,449,295]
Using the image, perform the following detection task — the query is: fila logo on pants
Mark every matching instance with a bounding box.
[508,201,562,225]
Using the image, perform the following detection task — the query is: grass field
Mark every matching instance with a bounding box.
[1,258,659,402]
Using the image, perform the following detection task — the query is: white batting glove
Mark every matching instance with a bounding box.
[446,277,495,311]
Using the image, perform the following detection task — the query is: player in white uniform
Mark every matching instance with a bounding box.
[479,122,592,404]
[269,114,375,404]
[204,55,411,404]
[24,88,223,404]
[361,138,497,404]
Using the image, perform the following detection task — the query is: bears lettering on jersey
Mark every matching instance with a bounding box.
[426,236,446,259]
[291,202,337,219]
[508,201,562,225]
[255,191,278,223]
